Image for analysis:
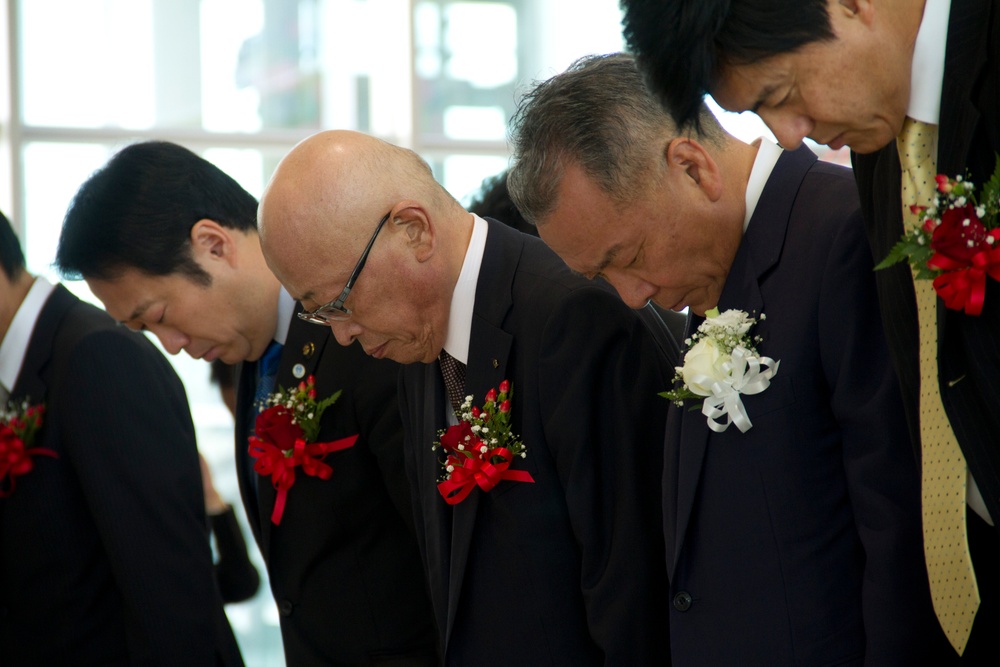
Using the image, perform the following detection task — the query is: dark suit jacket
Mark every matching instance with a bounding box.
[0,285,242,666]
[665,147,936,665]
[235,312,437,666]
[851,0,1000,526]
[399,220,672,666]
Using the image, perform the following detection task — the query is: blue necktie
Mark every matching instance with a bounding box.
[253,340,284,415]
[245,340,284,509]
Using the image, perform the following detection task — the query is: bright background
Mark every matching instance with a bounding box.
[0,2,845,664]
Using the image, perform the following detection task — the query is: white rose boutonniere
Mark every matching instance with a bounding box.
[662,308,780,433]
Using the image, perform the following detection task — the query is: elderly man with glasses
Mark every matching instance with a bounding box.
[258,129,674,666]
[56,141,439,667]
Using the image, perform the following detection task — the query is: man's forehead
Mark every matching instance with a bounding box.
[711,58,788,112]
[540,216,623,279]
[87,274,151,322]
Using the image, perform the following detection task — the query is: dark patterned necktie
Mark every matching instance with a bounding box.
[438,350,467,415]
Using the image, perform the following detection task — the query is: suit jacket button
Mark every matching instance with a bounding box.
[278,600,294,617]
[673,591,693,612]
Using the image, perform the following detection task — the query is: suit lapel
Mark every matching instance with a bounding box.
[937,0,991,176]
[235,358,264,543]
[408,360,454,642]
[443,219,518,650]
[260,311,331,549]
[670,146,813,574]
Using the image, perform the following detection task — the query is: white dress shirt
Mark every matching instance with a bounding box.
[0,276,56,402]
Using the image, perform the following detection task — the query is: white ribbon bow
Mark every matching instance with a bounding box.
[691,346,779,433]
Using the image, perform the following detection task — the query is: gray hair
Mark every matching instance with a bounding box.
[508,52,723,224]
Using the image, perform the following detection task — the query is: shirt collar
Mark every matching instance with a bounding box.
[274,286,294,346]
[907,0,950,124]
[442,214,487,365]
[744,137,784,231]
[0,276,56,395]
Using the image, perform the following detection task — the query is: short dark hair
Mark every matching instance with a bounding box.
[620,0,834,127]
[508,52,721,224]
[467,170,538,237]
[0,210,26,281]
[57,141,259,283]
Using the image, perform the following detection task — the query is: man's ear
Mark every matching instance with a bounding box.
[837,0,874,25]
[391,201,435,262]
[190,219,237,266]
[665,137,724,202]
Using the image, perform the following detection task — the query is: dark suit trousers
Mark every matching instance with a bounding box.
[963,510,1000,661]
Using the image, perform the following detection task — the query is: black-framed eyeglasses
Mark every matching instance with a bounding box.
[298,211,391,325]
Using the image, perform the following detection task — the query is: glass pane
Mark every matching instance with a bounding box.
[18,0,410,135]
[20,1,155,128]
[439,154,509,205]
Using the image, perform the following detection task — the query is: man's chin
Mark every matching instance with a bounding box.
[840,126,899,155]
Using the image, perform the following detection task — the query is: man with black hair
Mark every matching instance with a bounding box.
[621,0,999,659]
[57,141,438,667]
[0,213,243,666]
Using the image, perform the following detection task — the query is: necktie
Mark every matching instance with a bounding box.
[438,350,467,415]
[897,117,979,655]
[253,340,285,414]
[245,340,284,509]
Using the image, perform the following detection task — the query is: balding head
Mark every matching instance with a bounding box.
[259,130,473,364]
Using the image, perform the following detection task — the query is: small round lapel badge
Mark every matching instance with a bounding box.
[292,363,306,379]
[302,342,316,359]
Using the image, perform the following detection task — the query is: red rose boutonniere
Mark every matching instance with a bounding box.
[248,375,357,524]
[1,400,54,497]
[433,380,534,505]
[876,156,1000,315]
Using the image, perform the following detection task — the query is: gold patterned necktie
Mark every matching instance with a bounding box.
[896,117,979,655]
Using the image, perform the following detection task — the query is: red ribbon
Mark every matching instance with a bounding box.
[0,426,57,498]
[929,242,1000,315]
[248,433,358,524]
[437,446,534,505]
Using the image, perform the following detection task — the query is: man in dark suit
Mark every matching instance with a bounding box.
[55,142,438,667]
[0,213,242,665]
[507,52,944,665]
[257,129,672,665]
[620,0,999,660]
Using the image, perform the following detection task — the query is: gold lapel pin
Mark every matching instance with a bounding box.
[302,342,316,359]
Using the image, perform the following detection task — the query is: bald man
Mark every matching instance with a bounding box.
[258,130,673,666]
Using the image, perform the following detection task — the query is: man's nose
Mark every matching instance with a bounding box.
[146,324,190,356]
[606,272,659,310]
[329,320,362,347]
[760,108,813,150]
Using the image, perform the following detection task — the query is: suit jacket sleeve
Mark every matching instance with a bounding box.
[536,285,671,665]
[817,205,931,663]
[347,349,412,530]
[209,506,260,604]
[56,329,226,665]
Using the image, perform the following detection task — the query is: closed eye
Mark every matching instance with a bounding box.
[626,242,643,267]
